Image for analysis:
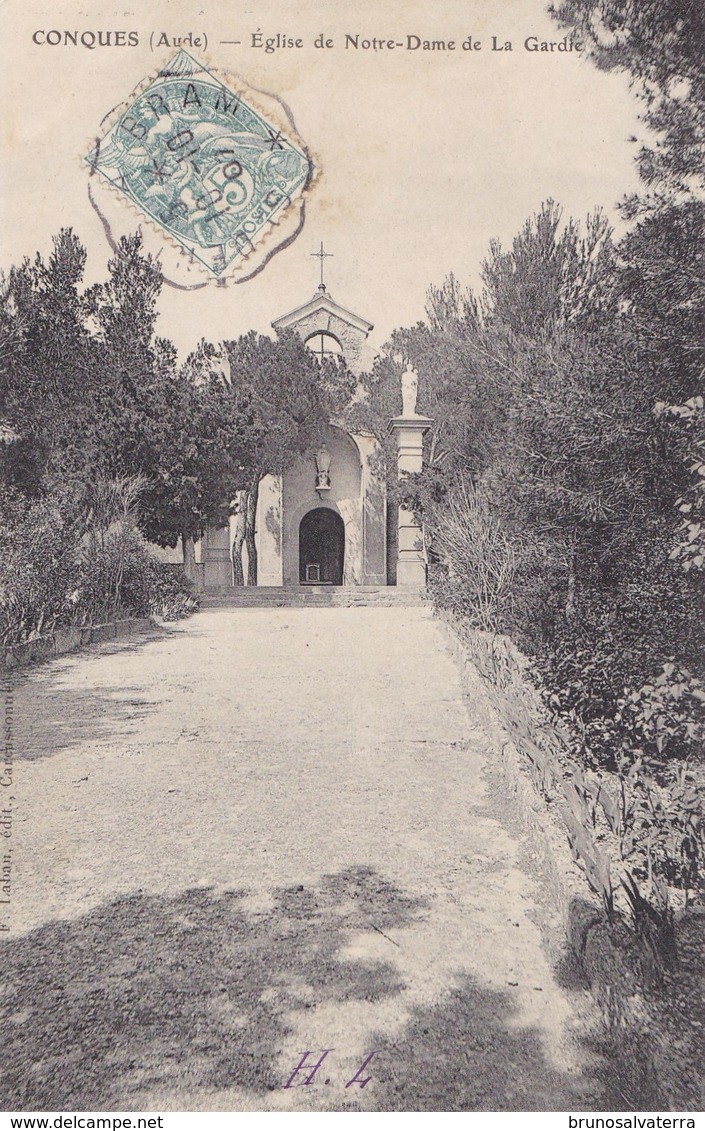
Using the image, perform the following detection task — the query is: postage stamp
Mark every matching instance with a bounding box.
[86,50,313,279]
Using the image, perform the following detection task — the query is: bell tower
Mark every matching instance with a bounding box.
[271,243,373,374]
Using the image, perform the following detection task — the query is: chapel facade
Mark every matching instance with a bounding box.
[197,264,432,591]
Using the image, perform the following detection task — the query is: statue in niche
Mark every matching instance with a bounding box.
[401,362,419,417]
[315,444,332,491]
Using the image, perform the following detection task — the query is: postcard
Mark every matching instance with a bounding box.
[1,0,703,1119]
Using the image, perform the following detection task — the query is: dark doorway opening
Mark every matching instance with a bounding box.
[299,508,345,585]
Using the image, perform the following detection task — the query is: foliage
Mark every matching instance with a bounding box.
[0,476,198,645]
[428,477,516,630]
[0,231,257,566]
[147,562,199,621]
[618,202,705,390]
[534,551,705,771]
[481,203,618,333]
[0,226,360,593]
[222,329,356,584]
[359,200,703,770]
[73,525,155,625]
[0,487,82,643]
[79,474,151,548]
[127,336,263,565]
[616,664,705,763]
[655,395,705,572]
[367,182,705,992]
[0,230,93,496]
[224,329,336,479]
[550,0,705,203]
[460,627,702,987]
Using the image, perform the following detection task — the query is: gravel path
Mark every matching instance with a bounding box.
[2,606,601,1111]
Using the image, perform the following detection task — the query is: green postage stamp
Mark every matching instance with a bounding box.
[86,50,313,278]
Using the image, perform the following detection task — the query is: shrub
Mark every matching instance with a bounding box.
[0,489,82,643]
[428,478,516,630]
[655,395,705,574]
[0,481,200,643]
[73,526,156,625]
[616,665,705,764]
[147,561,199,621]
[531,545,705,768]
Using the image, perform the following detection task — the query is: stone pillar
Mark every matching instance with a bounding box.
[388,413,434,587]
[255,474,284,587]
[201,524,232,587]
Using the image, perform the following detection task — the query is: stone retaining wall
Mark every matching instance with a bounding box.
[2,617,156,669]
[437,612,601,963]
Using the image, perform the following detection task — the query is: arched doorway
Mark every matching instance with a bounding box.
[299,508,345,585]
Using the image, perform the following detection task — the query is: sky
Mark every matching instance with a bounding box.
[1,0,644,359]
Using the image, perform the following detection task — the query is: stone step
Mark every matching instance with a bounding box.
[199,586,427,608]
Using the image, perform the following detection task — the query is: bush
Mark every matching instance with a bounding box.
[0,489,82,643]
[533,554,705,768]
[147,561,199,621]
[0,485,198,644]
[427,478,521,631]
[73,526,156,625]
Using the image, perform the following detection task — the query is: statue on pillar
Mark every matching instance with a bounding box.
[388,368,434,588]
[401,362,419,417]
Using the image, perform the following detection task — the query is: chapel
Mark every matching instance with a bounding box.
[197,250,432,592]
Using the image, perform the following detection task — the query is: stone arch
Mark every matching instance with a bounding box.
[304,329,344,360]
[299,506,345,584]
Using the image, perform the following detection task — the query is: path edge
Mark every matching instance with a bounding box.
[434,609,601,965]
[2,616,159,669]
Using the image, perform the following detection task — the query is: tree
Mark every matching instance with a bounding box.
[83,233,179,486]
[223,330,354,584]
[359,202,698,671]
[133,340,258,576]
[546,2,705,680]
[654,395,705,573]
[0,230,263,577]
[0,230,172,494]
[618,199,705,402]
[550,0,705,203]
[0,229,94,494]
[548,3,705,396]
